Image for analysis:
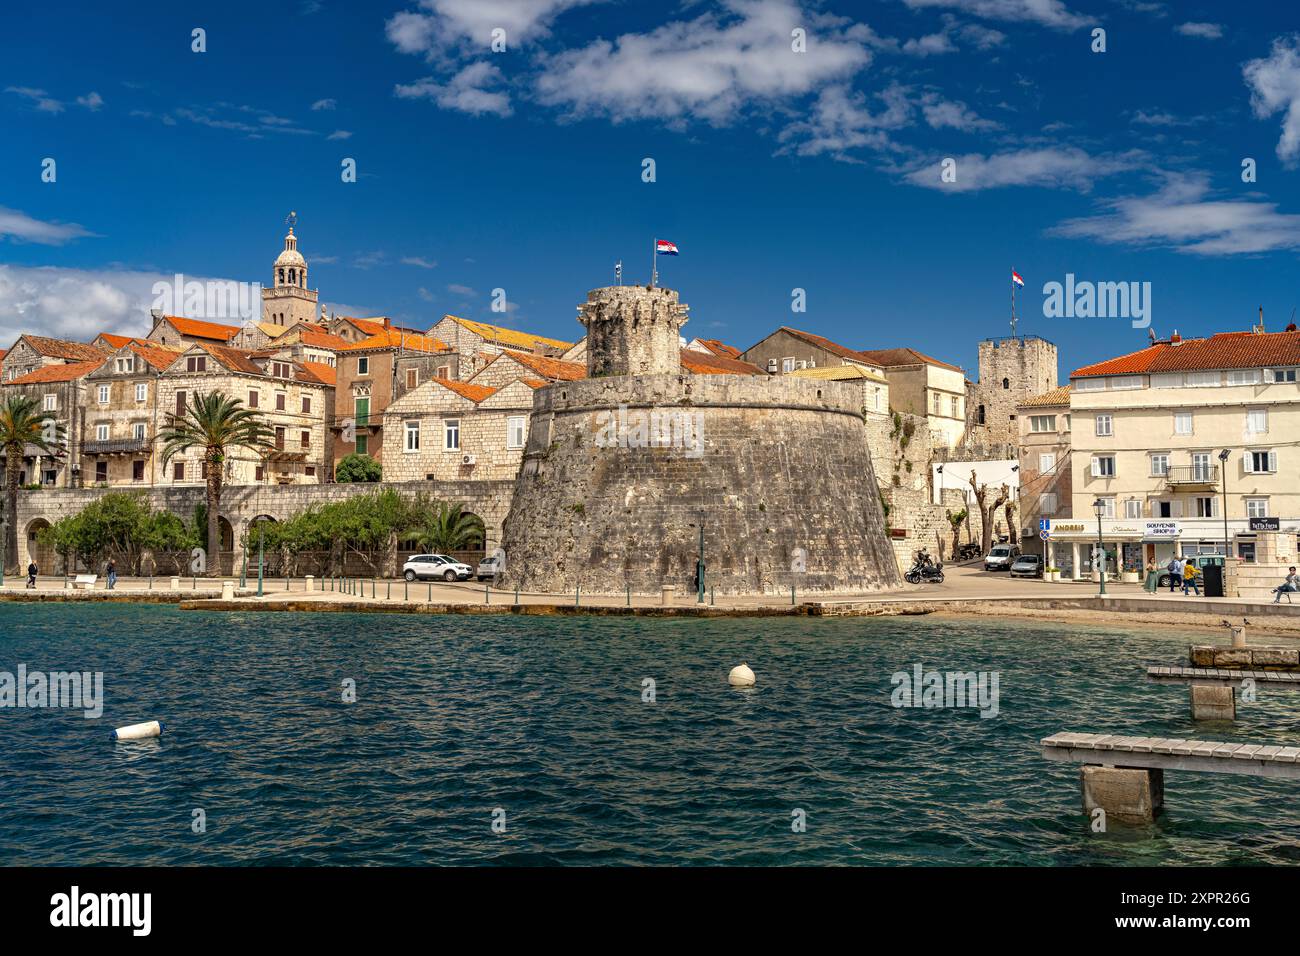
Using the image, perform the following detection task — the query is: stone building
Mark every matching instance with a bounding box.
[0,359,102,488]
[382,378,536,483]
[80,341,183,487]
[331,330,456,475]
[500,285,900,595]
[153,343,334,486]
[427,314,574,378]
[261,223,320,329]
[856,347,968,450]
[469,350,588,388]
[791,363,889,415]
[964,335,1059,450]
[145,313,240,350]
[1,334,107,382]
[1015,385,1073,564]
[741,326,880,375]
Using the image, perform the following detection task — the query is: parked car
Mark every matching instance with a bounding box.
[402,554,473,582]
[1008,554,1043,578]
[1156,554,1226,589]
[984,544,1022,571]
[476,553,504,581]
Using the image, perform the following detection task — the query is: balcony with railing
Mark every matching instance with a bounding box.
[84,437,151,456]
[1165,465,1219,487]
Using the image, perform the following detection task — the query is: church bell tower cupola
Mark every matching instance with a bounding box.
[261,211,320,327]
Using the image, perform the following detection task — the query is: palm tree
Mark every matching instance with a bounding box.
[402,501,485,555]
[158,392,273,575]
[0,395,65,572]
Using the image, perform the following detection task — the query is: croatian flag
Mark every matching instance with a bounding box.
[656,240,680,256]
[1011,270,1025,287]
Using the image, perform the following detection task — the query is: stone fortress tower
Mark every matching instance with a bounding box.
[965,335,1058,448]
[499,284,901,595]
[261,213,320,329]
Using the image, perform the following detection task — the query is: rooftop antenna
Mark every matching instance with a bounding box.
[285,210,297,231]
[1147,327,1157,344]
[615,260,623,286]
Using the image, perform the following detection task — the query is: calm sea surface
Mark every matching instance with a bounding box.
[1,603,1297,866]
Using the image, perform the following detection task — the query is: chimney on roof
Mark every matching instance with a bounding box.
[150,309,163,321]
[1256,305,1266,333]
[1170,330,1182,344]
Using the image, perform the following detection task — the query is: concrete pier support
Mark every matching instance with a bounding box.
[1081,766,1164,824]
[1190,684,1236,721]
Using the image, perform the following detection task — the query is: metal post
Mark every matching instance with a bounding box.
[626,584,631,607]
[576,585,580,607]
[387,580,391,600]
[0,517,6,587]
[696,517,705,604]
[257,524,264,597]
[404,579,408,601]
[791,584,795,605]
[1096,512,1107,597]
[485,582,490,604]
[240,547,247,588]
[710,586,715,606]
[514,585,519,606]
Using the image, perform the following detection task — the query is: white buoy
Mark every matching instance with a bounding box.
[112,720,163,741]
[728,663,755,687]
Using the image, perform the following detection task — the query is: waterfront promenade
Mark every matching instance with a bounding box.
[6,563,1300,635]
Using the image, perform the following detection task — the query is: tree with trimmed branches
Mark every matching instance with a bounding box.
[1,394,65,572]
[157,391,273,575]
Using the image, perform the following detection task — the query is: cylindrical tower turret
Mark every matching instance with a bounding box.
[577,285,689,377]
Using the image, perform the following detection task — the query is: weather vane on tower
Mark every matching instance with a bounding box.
[286,210,298,231]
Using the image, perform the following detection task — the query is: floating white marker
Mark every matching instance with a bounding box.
[728,663,755,687]
[112,720,163,741]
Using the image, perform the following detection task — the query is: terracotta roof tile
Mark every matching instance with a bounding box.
[19,335,107,362]
[856,346,962,372]
[1018,384,1072,408]
[295,328,352,350]
[680,350,765,375]
[430,378,497,403]
[695,338,743,359]
[436,314,573,351]
[128,342,185,371]
[296,361,336,386]
[156,315,241,342]
[499,351,587,381]
[1072,329,1300,378]
[194,343,262,375]
[339,330,448,353]
[7,359,104,384]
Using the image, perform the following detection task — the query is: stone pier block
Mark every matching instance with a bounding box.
[1190,684,1236,721]
[1081,766,1164,825]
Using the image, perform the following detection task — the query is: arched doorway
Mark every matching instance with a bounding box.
[24,519,55,574]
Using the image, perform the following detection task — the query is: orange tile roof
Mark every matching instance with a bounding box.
[296,361,337,386]
[194,343,262,375]
[430,378,497,403]
[1018,384,1072,408]
[773,327,866,361]
[492,351,587,381]
[96,333,138,349]
[295,328,352,350]
[128,342,185,371]
[856,346,962,372]
[695,338,742,359]
[436,314,574,351]
[680,350,765,375]
[339,330,448,353]
[520,377,548,389]
[19,335,107,362]
[0,349,6,362]
[157,315,241,342]
[1072,329,1300,378]
[8,358,104,384]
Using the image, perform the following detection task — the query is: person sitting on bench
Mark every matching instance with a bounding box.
[1274,566,1299,604]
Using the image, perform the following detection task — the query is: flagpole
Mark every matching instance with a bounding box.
[1011,268,1017,339]
[650,238,656,289]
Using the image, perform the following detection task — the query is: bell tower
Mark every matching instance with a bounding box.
[261,211,320,328]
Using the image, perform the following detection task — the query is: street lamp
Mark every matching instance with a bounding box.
[1092,497,1107,596]
[1218,449,1231,560]
[696,510,706,604]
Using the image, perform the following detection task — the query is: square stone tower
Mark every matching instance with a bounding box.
[967,335,1058,447]
[578,285,689,377]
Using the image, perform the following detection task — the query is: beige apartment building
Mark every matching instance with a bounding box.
[858,347,968,450]
[1060,327,1300,577]
[1015,385,1073,567]
[81,341,182,486]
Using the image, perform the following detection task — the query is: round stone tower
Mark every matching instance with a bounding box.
[498,284,902,596]
[579,285,688,377]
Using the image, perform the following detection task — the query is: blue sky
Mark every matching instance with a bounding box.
[3,0,1300,379]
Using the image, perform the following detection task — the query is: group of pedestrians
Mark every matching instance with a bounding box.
[1144,555,1299,603]
[21,558,118,590]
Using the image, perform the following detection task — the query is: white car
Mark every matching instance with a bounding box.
[402,554,473,582]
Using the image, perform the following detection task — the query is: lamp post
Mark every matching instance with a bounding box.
[257,521,264,597]
[696,510,706,604]
[1218,449,1231,559]
[1092,497,1107,596]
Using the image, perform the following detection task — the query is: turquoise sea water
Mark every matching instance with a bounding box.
[1,603,1298,866]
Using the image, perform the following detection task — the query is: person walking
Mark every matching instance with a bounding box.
[1166,556,1181,593]
[1273,566,1300,604]
[26,561,38,589]
[1182,558,1200,596]
[106,558,117,591]
[1144,559,1159,593]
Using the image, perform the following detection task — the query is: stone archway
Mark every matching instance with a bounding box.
[24,518,55,575]
[217,515,235,574]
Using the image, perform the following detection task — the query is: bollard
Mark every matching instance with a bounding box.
[404,579,409,601]
[306,574,314,591]
[170,576,180,591]
[485,583,490,605]
[387,580,391,600]
[428,581,432,602]
[148,575,153,591]
[192,575,197,591]
[710,586,715,607]
[576,585,580,607]
[221,580,234,601]
[285,576,290,592]
[626,584,631,607]
[791,584,795,606]
[514,585,519,606]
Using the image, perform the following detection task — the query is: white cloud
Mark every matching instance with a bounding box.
[311,98,337,110]
[903,32,957,57]
[1244,35,1300,168]
[386,0,598,57]
[777,83,912,160]
[76,91,104,111]
[327,129,352,140]
[401,256,438,269]
[395,61,512,116]
[905,147,1143,192]
[4,86,64,113]
[0,207,96,246]
[899,0,1089,31]
[1050,172,1300,255]
[447,283,476,295]
[1175,22,1223,40]
[920,93,1000,131]
[534,0,872,125]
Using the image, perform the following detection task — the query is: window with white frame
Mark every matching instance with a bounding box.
[135,382,147,402]
[1174,411,1193,435]
[444,419,460,450]
[1152,373,1183,388]
[133,422,146,441]
[357,356,370,375]
[951,396,959,418]
[1095,414,1112,437]
[1097,497,1116,518]
[404,420,420,452]
[1245,449,1277,474]
[1030,415,1056,433]
[1247,497,1269,518]
[1228,369,1262,386]
[1091,455,1116,478]
[1195,496,1217,518]
[1111,375,1143,390]
[115,357,133,373]
[1124,498,1143,519]
[1149,453,1169,476]
[95,424,109,441]
[507,416,526,449]
[781,357,795,373]
[1246,408,1268,434]
[1191,452,1212,481]
[1074,377,1105,391]
[42,393,56,411]
[1039,492,1058,515]
[97,384,110,404]
[1185,371,1220,387]
[1268,368,1297,383]
[932,392,941,415]
[1039,452,1056,474]
[1063,414,1071,431]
